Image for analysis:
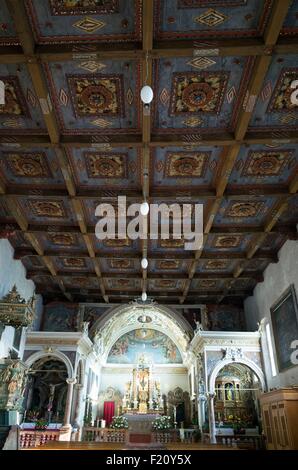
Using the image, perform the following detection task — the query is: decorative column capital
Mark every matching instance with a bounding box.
[66,378,77,386]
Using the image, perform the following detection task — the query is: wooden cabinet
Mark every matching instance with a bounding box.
[260,388,298,450]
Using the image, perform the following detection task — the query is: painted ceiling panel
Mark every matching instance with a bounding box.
[25,0,142,44]
[147,279,185,292]
[196,259,238,273]
[204,233,253,253]
[67,146,141,190]
[149,259,190,274]
[34,232,87,253]
[15,196,77,225]
[227,144,298,189]
[153,56,253,134]
[154,0,273,40]
[281,0,298,37]
[53,255,94,272]
[214,197,278,226]
[0,64,47,134]
[0,147,65,188]
[100,257,140,274]
[0,1,19,45]
[150,145,220,191]
[44,60,141,135]
[249,55,298,132]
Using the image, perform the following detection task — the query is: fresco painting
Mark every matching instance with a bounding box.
[107,329,182,364]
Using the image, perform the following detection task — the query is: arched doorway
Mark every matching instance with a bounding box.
[24,357,68,424]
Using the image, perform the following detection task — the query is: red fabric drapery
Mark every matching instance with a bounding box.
[103,401,115,426]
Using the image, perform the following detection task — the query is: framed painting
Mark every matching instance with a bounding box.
[270,285,298,372]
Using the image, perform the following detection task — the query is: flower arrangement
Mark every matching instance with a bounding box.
[152,415,172,431]
[110,416,128,429]
[35,418,48,430]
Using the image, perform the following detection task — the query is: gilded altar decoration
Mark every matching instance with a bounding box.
[205,260,228,270]
[170,72,229,115]
[48,233,76,246]
[268,69,298,113]
[0,359,28,411]
[122,357,163,413]
[5,152,52,178]
[0,285,35,328]
[214,235,242,248]
[50,0,119,15]
[242,150,292,177]
[165,151,209,177]
[28,200,66,218]
[68,75,124,117]
[85,152,127,178]
[225,201,264,218]
[0,77,29,117]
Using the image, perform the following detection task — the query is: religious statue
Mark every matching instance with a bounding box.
[0,361,27,410]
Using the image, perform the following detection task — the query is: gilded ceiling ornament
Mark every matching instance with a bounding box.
[110,259,132,269]
[187,57,216,71]
[214,235,242,248]
[242,150,292,177]
[165,151,209,177]
[28,200,66,218]
[68,74,124,117]
[5,152,51,178]
[104,238,131,247]
[50,0,119,15]
[157,260,180,270]
[73,17,106,33]
[170,72,229,115]
[225,201,264,218]
[62,258,86,268]
[205,260,228,270]
[194,9,229,27]
[268,69,298,113]
[48,233,76,246]
[0,77,29,117]
[85,152,127,178]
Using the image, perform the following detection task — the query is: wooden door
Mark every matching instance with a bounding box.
[277,402,292,450]
[262,404,275,450]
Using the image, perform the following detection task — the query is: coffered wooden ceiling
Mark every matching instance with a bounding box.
[0,0,297,305]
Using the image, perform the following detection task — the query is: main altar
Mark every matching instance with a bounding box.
[122,356,163,414]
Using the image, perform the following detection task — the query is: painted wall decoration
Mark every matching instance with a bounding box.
[270,285,298,371]
[107,329,183,364]
[206,306,246,331]
[42,302,79,332]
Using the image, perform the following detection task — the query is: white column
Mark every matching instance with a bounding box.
[208,393,217,444]
[62,378,76,429]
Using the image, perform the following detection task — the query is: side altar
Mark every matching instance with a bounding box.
[122,356,163,414]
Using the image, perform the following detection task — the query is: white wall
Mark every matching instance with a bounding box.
[244,240,298,389]
[0,239,43,359]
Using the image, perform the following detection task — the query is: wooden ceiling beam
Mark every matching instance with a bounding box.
[1,38,298,65]
[1,131,298,148]
[2,222,295,237]
[221,197,291,302]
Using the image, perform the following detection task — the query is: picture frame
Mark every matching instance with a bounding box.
[270,284,298,372]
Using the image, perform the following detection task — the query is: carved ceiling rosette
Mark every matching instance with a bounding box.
[0,285,35,328]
